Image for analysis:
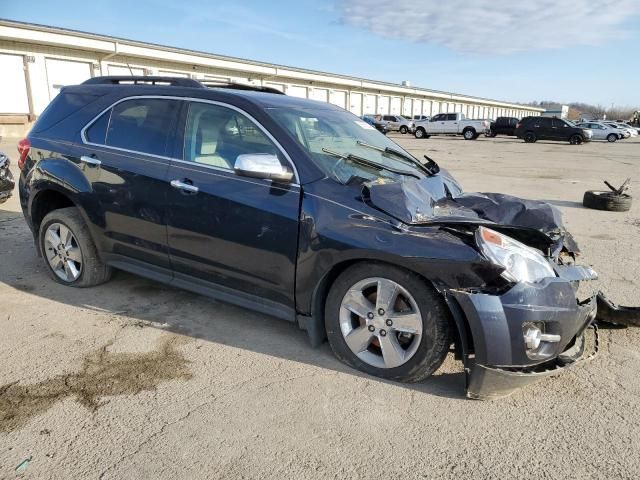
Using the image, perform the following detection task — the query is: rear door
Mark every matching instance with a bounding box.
[81,97,180,271]
[443,113,458,133]
[165,100,301,314]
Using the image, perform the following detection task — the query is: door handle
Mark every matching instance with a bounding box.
[170,179,199,194]
[80,155,101,167]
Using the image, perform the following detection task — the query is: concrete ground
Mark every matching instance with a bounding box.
[1,133,639,479]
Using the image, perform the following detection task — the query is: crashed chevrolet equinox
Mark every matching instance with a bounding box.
[19,77,602,399]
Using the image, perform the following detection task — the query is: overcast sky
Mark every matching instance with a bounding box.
[4,0,640,106]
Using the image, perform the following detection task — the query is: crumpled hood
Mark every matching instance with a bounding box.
[362,172,579,256]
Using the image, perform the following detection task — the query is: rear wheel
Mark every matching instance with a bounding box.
[39,207,112,287]
[325,263,451,383]
[569,134,583,145]
[524,132,537,143]
[607,133,617,143]
[399,125,408,134]
[463,128,476,140]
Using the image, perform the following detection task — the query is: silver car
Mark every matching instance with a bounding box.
[576,121,623,142]
[381,114,414,134]
[603,122,632,138]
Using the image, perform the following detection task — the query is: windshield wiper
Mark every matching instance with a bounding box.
[356,141,437,176]
[321,148,420,179]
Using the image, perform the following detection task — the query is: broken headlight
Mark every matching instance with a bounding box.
[476,226,556,283]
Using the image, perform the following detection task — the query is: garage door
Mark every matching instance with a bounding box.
[46,58,92,100]
[288,85,308,99]
[310,88,329,102]
[403,99,413,117]
[108,64,145,76]
[0,54,29,114]
[349,92,363,116]
[378,96,390,114]
[390,97,401,115]
[329,90,347,110]
[363,95,376,115]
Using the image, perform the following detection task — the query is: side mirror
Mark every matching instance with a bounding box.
[234,154,294,183]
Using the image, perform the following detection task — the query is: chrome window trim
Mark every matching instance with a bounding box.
[80,95,301,185]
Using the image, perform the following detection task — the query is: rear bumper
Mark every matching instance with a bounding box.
[446,269,599,399]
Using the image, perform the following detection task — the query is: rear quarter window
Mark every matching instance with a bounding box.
[31,91,102,134]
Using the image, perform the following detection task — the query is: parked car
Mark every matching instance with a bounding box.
[616,122,640,135]
[604,122,634,138]
[0,151,14,204]
[485,117,519,137]
[19,76,604,399]
[515,117,593,144]
[414,113,490,140]
[361,115,390,135]
[381,114,414,134]
[575,121,622,142]
[413,115,430,122]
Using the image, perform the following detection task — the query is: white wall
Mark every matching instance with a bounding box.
[0,53,29,113]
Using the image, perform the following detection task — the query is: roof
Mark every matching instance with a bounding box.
[0,19,544,111]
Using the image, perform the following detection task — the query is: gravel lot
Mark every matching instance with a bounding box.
[1,133,639,479]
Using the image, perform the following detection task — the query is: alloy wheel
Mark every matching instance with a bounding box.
[339,277,423,369]
[44,223,83,282]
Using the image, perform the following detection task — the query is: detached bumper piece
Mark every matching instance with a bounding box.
[596,291,640,327]
[467,326,598,400]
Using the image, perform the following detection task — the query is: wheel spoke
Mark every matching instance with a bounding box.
[64,259,80,280]
[66,247,82,263]
[379,334,406,368]
[375,279,397,313]
[388,312,421,334]
[59,224,73,248]
[49,256,63,270]
[45,228,61,249]
[344,326,374,354]
[342,289,374,318]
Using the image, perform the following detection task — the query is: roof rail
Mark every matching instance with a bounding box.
[200,81,285,95]
[83,76,204,88]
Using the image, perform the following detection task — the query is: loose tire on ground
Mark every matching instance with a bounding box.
[582,190,632,212]
[325,263,452,383]
[39,207,112,287]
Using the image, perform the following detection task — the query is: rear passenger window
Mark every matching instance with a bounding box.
[85,98,180,155]
[183,102,282,170]
[105,99,179,156]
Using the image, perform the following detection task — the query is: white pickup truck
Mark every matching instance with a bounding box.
[414,113,490,140]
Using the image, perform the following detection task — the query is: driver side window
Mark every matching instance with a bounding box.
[183,102,283,170]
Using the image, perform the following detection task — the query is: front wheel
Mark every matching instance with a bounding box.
[607,133,617,143]
[415,128,427,139]
[399,125,408,134]
[325,263,452,383]
[463,129,476,140]
[39,207,112,287]
[569,134,583,145]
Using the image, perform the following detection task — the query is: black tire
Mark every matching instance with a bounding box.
[607,133,617,143]
[399,125,408,134]
[524,132,536,143]
[415,127,427,139]
[569,134,583,145]
[462,128,476,140]
[582,190,632,212]
[39,207,112,287]
[325,263,452,383]
[485,129,497,138]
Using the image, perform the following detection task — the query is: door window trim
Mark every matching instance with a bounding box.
[80,95,300,185]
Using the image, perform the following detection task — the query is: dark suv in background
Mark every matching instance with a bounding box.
[18,76,601,399]
[486,116,519,137]
[515,117,593,144]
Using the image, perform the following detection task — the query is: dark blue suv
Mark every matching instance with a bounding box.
[18,77,601,399]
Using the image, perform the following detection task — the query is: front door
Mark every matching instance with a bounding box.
[165,101,301,313]
[80,97,180,270]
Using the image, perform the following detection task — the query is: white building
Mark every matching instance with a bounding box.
[0,20,543,138]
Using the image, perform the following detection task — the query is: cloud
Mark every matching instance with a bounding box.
[338,0,640,55]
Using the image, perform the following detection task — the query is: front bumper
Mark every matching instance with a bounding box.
[446,268,599,399]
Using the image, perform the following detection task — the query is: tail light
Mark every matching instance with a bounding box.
[17,138,30,170]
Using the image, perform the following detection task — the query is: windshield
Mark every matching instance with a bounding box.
[267,106,424,184]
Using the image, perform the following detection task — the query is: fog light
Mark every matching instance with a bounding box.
[523,326,542,350]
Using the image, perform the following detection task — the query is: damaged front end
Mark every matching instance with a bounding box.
[363,175,608,399]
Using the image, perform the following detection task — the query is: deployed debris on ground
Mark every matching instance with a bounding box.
[583,178,632,212]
